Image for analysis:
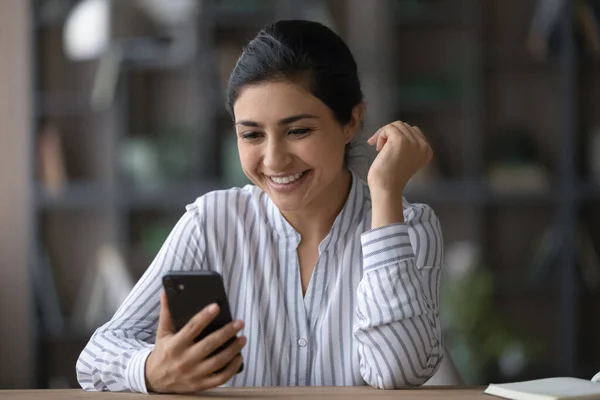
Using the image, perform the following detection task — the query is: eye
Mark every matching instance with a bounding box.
[288,128,312,136]
[240,131,263,141]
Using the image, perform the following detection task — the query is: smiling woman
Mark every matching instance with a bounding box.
[233,81,356,218]
[75,20,444,394]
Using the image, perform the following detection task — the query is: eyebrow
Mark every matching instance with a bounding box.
[235,113,318,128]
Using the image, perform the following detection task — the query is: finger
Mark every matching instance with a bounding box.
[376,123,407,152]
[411,124,424,137]
[194,355,244,392]
[199,336,247,376]
[391,121,418,143]
[407,124,432,157]
[157,291,175,340]
[174,303,220,346]
[375,128,388,152]
[367,131,379,145]
[411,125,431,147]
[189,320,245,362]
[408,124,427,142]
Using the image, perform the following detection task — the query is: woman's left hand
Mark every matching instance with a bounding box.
[367,121,433,200]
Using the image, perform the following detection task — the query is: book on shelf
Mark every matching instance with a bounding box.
[31,246,65,336]
[37,121,67,196]
[487,126,550,194]
[529,222,600,291]
[528,0,600,61]
[575,0,600,58]
[485,377,600,400]
[487,163,550,194]
[71,244,134,332]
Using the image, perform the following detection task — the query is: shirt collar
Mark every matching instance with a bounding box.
[266,169,367,250]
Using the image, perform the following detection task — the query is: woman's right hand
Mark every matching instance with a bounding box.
[145,291,246,394]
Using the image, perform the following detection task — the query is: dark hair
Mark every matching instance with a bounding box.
[226,20,363,126]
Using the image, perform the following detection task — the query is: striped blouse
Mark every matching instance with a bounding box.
[76,170,444,392]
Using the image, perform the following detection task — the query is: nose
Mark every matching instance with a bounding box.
[263,137,292,172]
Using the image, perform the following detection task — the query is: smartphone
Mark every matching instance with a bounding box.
[162,271,243,373]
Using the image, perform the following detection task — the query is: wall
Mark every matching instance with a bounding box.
[0,0,33,389]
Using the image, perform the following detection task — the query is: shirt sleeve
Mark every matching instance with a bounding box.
[353,203,444,389]
[75,201,206,392]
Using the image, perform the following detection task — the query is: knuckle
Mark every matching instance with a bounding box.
[226,323,238,335]
[163,343,176,359]
[202,336,219,352]
[185,320,199,334]
[202,358,219,373]
[216,347,236,364]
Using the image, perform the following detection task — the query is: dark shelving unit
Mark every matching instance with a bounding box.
[27,0,599,388]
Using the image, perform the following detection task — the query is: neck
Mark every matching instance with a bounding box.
[282,169,352,243]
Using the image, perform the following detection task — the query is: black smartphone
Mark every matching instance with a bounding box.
[162,271,243,373]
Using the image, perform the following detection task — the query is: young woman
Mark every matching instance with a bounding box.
[76,20,443,393]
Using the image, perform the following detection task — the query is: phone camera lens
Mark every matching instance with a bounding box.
[178,283,184,291]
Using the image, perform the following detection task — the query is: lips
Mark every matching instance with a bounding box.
[268,170,308,184]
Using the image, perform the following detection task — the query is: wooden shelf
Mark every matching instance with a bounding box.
[394,16,466,29]
[121,180,226,211]
[485,60,559,73]
[36,183,113,211]
[484,189,555,206]
[36,181,227,211]
[36,92,94,118]
[405,180,483,205]
[406,180,555,206]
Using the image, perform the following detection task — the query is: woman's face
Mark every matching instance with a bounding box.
[233,81,355,212]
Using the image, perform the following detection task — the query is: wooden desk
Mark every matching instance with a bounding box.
[0,386,488,399]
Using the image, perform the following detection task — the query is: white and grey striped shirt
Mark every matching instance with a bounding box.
[76,170,444,392]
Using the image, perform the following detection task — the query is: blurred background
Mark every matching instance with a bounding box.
[0,0,599,390]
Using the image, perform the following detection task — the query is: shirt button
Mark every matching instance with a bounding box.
[297,338,307,347]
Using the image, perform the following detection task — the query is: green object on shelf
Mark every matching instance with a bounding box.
[222,131,251,188]
[395,73,467,108]
[119,123,202,189]
[441,242,543,384]
[156,124,200,181]
[140,223,171,257]
[393,0,431,17]
[119,137,163,190]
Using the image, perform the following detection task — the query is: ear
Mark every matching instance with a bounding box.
[344,103,365,143]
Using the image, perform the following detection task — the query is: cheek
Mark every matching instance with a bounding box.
[305,134,346,164]
[237,144,258,171]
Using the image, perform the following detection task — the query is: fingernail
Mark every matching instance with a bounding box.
[233,320,244,329]
[208,303,219,313]
[239,336,247,345]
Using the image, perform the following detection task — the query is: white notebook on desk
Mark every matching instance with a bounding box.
[484,377,600,400]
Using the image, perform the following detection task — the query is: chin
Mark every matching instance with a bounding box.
[269,197,308,212]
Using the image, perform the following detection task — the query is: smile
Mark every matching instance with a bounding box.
[268,170,309,185]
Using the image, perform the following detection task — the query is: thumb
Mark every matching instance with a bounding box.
[157,291,175,340]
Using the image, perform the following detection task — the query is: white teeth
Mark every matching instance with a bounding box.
[270,171,305,185]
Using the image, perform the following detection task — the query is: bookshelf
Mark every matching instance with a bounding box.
[27,0,600,388]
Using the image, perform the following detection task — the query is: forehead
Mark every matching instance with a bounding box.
[233,81,330,121]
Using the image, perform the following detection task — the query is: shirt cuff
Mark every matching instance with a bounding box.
[125,346,154,394]
[361,223,415,271]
